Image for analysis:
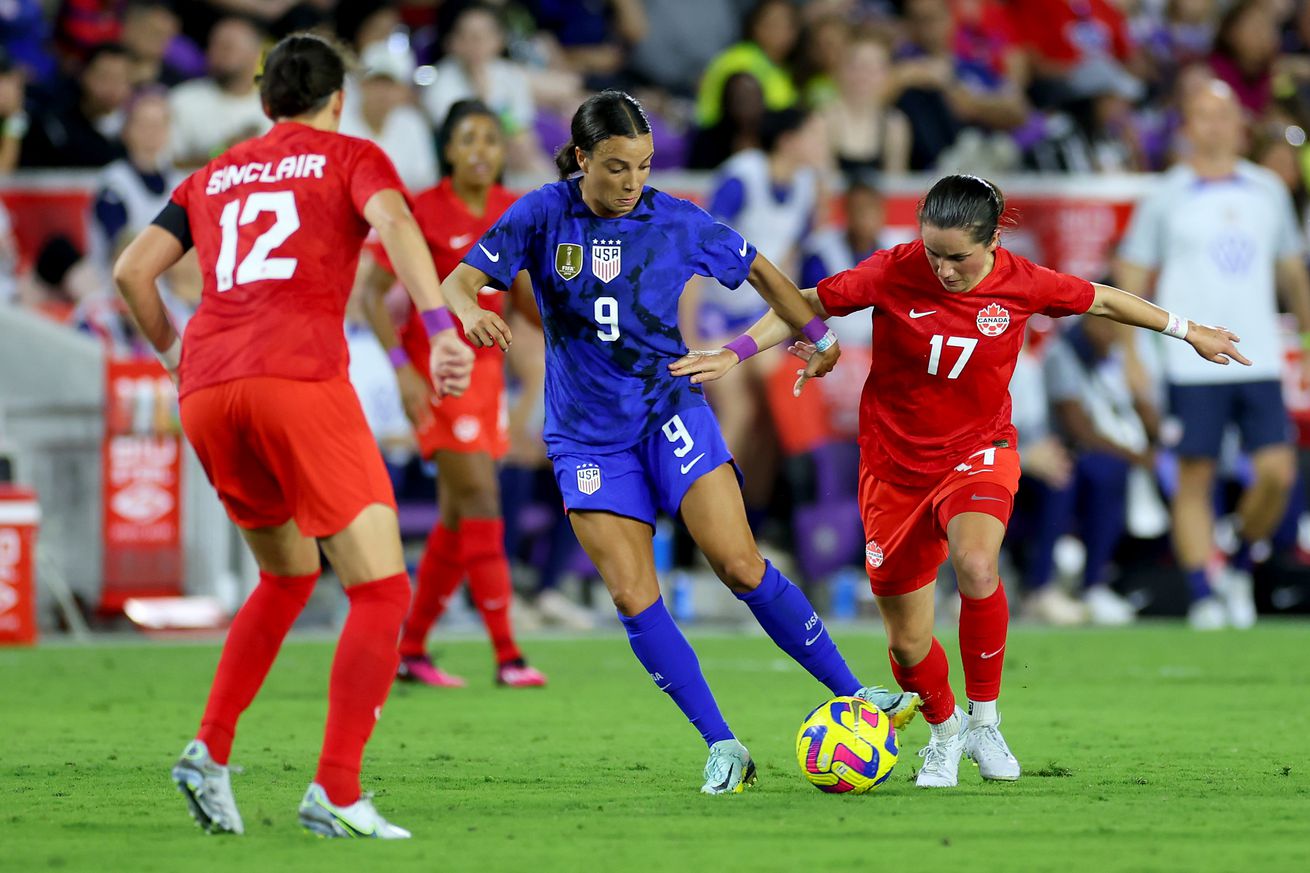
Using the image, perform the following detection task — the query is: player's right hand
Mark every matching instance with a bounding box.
[395,361,436,426]
[460,306,513,350]
[430,331,474,397]
[787,339,840,396]
[1187,323,1250,367]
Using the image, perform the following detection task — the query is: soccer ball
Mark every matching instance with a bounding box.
[796,696,899,793]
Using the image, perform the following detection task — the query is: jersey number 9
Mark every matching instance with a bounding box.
[216,191,301,292]
[595,296,620,342]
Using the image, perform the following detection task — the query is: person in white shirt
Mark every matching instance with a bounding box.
[168,17,271,168]
[339,40,437,192]
[1115,78,1310,630]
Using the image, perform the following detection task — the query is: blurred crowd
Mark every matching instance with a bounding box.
[3,0,1310,628]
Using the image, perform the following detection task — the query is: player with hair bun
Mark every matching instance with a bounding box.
[114,32,473,838]
[682,173,1249,788]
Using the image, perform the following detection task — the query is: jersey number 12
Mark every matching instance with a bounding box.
[216,191,301,292]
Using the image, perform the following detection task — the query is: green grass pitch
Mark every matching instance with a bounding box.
[2,624,1307,872]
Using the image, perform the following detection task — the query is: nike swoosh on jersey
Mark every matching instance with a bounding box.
[478,243,500,263]
[980,647,1004,659]
[680,452,706,474]
[909,309,936,319]
[450,233,474,248]
[738,240,749,257]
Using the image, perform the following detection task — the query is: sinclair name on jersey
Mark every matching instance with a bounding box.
[205,154,327,195]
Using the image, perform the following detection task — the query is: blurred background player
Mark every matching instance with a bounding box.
[693,174,1247,789]
[445,90,918,795]
[113,34,473,839]
[362,99,546,689]
[1115,78,1310,630]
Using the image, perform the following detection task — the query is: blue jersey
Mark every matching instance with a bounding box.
[463,178,756,454]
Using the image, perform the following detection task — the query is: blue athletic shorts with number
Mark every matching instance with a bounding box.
[1167,379,1292,458]
[551,405,738,526]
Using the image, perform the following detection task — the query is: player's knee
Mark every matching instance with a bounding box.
[1253,453,1296,495]
[712,553,766,594]
[887,632,931,667]
[610,585,659,617]
[953,550,998,599]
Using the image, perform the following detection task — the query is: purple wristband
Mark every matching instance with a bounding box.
[421,306,456,336]
[801,316,828,345]
[724,334,758,362]
[387,346,409,369]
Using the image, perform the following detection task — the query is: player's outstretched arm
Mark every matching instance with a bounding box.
[359,256,435,423]
[113,225,186,374]
[441,261,512,350]
[1087,282,1252,367]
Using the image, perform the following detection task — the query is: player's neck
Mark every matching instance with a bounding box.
[959,251,996,294]
[1188,154,1238,179]
[452,178,491,216]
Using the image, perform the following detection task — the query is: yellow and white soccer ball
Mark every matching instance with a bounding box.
[796,696,899,793]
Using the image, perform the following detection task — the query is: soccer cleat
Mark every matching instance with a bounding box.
[853,684,923,731]
[963,718,1021,781]
[1084,585,1136,626]
[534,588,595,630]
[171,739,244,835]
[496,659,547,687]
[1215,567,1256,630]
[916,708,966,788]
[397,654,466,688]
[1187,595,1228,631]
[700,739,757,795]
[298,783,411,839]
[1025,586,1088,626]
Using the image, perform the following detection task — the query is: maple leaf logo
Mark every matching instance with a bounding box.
[976,302,1011,337]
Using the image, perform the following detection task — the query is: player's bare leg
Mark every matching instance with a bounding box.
[1221,444,1296,628]
[1172,457,1227,629]
[876,585,964,787]
[300,503,412,838]
[172,519,319,834]
[571,509,753,794]
[681,465,917,722]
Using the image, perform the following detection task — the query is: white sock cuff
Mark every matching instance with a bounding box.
[967,699,998,725]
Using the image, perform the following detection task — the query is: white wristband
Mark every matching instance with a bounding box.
[813,330,838,353]
[158,336,182,371]
[1160,311,1189,341]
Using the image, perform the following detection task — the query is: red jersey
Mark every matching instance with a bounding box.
[817,241,1094,486]
[375,179,517,377]
[171,122,405,398]
[1008,0,1133,68]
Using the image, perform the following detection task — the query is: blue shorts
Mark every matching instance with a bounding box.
[698,302,765,340]
[551,405,738,526]
[1167,380,1292,459]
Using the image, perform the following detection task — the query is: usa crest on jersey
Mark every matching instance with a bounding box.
[576,463,602,495]
[976,303,1011,337]
[591,238,621,284]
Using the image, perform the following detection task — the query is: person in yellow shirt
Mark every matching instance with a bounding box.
[696,0,799,127]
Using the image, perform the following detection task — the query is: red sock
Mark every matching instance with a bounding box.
[461,517,522,665]
[958,579,1009,702]
[889,637,956,725]
[198,570,318,764]
[398,523,464,658]
[316,573,410,806]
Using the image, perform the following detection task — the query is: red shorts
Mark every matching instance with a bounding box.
[180,377,396,537]
[858,445,1021,598]
[414,354,507,459]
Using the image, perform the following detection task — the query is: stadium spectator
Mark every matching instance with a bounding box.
[627,0,739,98]
[1009,0,1146,110]
[695,0,799,129]
[1208,0,1281,118]
[1115,79,1310,630]
[820,31,910,178]
[339,40,437,192]
[527,0,648,89]
[120,0,187,87]
[20,41,130,168]
[800,179,893,294]
[23,235,98,322]
[421,3,547,173]
[168,17,270,168]
[1131,0,1219,93]
[54,0,125,65]
[0,53,27,175]
[687,71,766,170]
[794,12,850,107]
[0,0,56,86]
[1033,315,1157,626]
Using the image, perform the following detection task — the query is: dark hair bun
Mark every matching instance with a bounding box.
[260,34,346,121]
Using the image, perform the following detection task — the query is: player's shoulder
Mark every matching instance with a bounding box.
[878,239,925,270]
[1233,159,1288,195]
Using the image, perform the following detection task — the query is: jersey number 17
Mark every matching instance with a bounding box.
[215,191,301,292]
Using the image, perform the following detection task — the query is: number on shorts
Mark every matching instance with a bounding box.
[926,334,977,380]
[969,447,997,467]
[595,296,620,341]
[661,414,695,458]
[216,190,301,292]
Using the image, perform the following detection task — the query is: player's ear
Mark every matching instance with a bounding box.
[986,227,1000,252]
[329,89,344,120]
[575,145,588,174]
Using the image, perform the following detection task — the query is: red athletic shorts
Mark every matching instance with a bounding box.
[180,376,396,537]
[413,354,507,459]
[858,444,1021,597]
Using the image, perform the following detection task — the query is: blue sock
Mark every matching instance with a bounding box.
[737,560,862,697]
[618,597,733,746]
[1231,540,1254,574]
[1185,568,1212,600]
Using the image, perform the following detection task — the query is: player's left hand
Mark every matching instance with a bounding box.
[460,305,513,350]
[786,339,840,396]
[1187,324,1251,367]
[668,348,739,384]
[430,330,475,397]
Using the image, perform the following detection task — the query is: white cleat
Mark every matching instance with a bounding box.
[171,739,244,835]
[700,739,757,795]
[298,783,411,839]
[1084,585,1136,626]
[916,708,966,788]
[1215,568,1256,629]
[534,589,596,631]
[1188,595,1228,631]
[963,718,1022,781]
[1025,586,1088,627]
